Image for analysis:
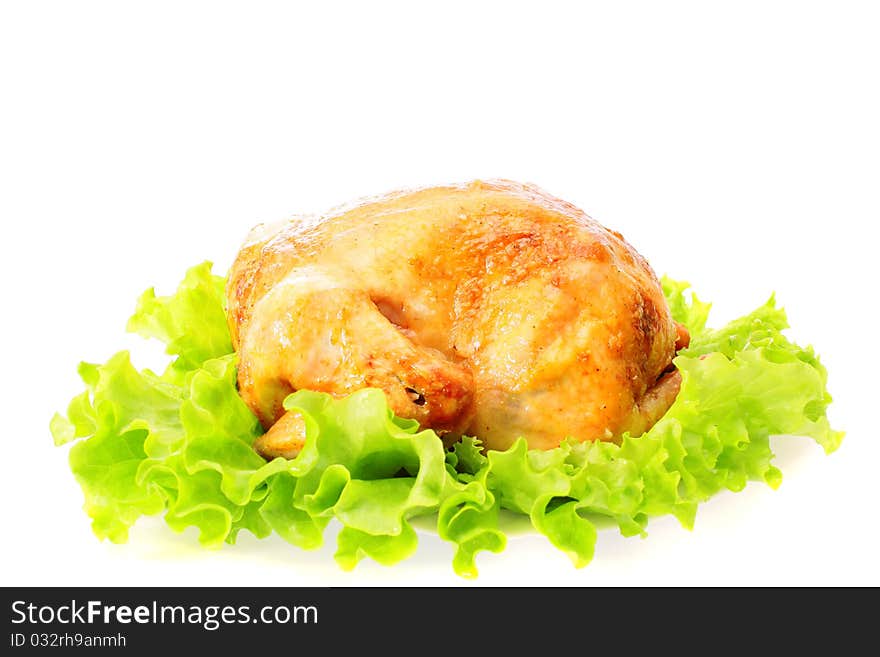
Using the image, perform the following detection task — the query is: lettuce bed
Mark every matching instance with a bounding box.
[51,263,843,578]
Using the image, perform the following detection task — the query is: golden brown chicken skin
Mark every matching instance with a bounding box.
[227,180,687,459]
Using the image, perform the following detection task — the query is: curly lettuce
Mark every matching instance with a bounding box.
[51,264,842,577]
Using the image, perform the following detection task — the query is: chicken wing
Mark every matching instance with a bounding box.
[227,180,686,458]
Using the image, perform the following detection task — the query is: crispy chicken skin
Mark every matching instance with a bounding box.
[227,180,687,459]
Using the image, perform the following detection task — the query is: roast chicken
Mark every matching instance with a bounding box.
[227,180,688,459]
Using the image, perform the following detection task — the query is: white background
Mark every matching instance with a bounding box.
[1,1,877,586]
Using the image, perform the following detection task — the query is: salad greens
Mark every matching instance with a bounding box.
[51,262,842,577]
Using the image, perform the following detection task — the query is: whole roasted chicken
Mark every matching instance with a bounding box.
[227,180,688,459]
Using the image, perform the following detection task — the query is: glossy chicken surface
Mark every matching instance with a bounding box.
[228,180,686,458]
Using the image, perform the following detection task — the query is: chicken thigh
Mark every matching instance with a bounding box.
[227,180,687,458]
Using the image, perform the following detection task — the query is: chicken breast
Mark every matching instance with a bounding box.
[228,180,687,458]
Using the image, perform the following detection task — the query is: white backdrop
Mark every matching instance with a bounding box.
[1,1,877,586]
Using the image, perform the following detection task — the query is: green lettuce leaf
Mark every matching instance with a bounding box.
[126,261,232,381]
[662,276,712,336]
[52,265,843,577]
